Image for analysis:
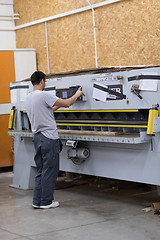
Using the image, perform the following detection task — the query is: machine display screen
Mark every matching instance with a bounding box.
[62,91,68,98]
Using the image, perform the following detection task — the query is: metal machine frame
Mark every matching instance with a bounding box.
[8,66,160,190]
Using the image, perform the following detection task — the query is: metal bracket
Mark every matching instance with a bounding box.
[66,140,78,148]
[153,117,160,133]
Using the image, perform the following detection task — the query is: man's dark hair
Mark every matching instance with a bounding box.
[31,71,46,85]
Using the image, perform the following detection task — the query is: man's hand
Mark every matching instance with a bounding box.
[53,105,60,111]
[54,86,85,108]
[75,86,85,98]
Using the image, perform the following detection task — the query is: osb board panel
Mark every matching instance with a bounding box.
[47,11,95,73]
[88,0,114,3]
[95,0,160,66]
[0,115,13,167]
[15,0,160,73]
[0,51,15,103]
[16,11,96,73]
[14,0,88,26]
[16,23,48,73]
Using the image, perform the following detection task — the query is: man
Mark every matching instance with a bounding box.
[25,71,84,209]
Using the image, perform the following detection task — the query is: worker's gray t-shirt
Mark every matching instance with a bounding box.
[25,90,59,139]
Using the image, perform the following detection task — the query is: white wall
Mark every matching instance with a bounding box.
[0,1,37,115]
[0,48,37,114]
[0,0,16,49]
[0,104,12,115]
[0,0,15,114]
[14,49,37,81]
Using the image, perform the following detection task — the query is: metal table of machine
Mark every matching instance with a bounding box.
[8,131,151,144]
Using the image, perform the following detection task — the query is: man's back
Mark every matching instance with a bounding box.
[25,90,59,139]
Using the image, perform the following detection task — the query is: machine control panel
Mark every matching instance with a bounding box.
[56,86,84,101]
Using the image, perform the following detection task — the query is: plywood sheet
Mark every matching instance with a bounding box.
[47,11,95,72]
[58,129,124,136]
[95,0,160,67]
[14,0,160,73]
[14,0,88,26]
[16,23,48,73]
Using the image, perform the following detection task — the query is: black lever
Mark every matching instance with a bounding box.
[131,84,143,100]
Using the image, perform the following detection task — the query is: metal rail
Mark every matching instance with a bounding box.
[56,120,148,125]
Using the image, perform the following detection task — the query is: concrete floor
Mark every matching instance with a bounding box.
[1,172,160,240]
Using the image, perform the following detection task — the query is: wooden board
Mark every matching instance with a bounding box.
[14,0,160,73]
[58,129,124,136]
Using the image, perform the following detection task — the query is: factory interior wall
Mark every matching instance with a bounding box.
[0,1,16,168]
[0,52,15,104]
[0,51,15,167]
[14,0,160,74]
[0,115,14,167]
[0,0,16,49]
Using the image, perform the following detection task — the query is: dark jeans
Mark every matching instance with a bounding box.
[33,132,59,206]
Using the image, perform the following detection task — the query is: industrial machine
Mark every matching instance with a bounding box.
[8,66,160,190]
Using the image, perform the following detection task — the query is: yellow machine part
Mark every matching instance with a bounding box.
[55,109,148,129]
[55,109,139,113]
[147,109,159,134]
[8,109,17,130]
[56,123,147,128]
[0,115,14,167]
